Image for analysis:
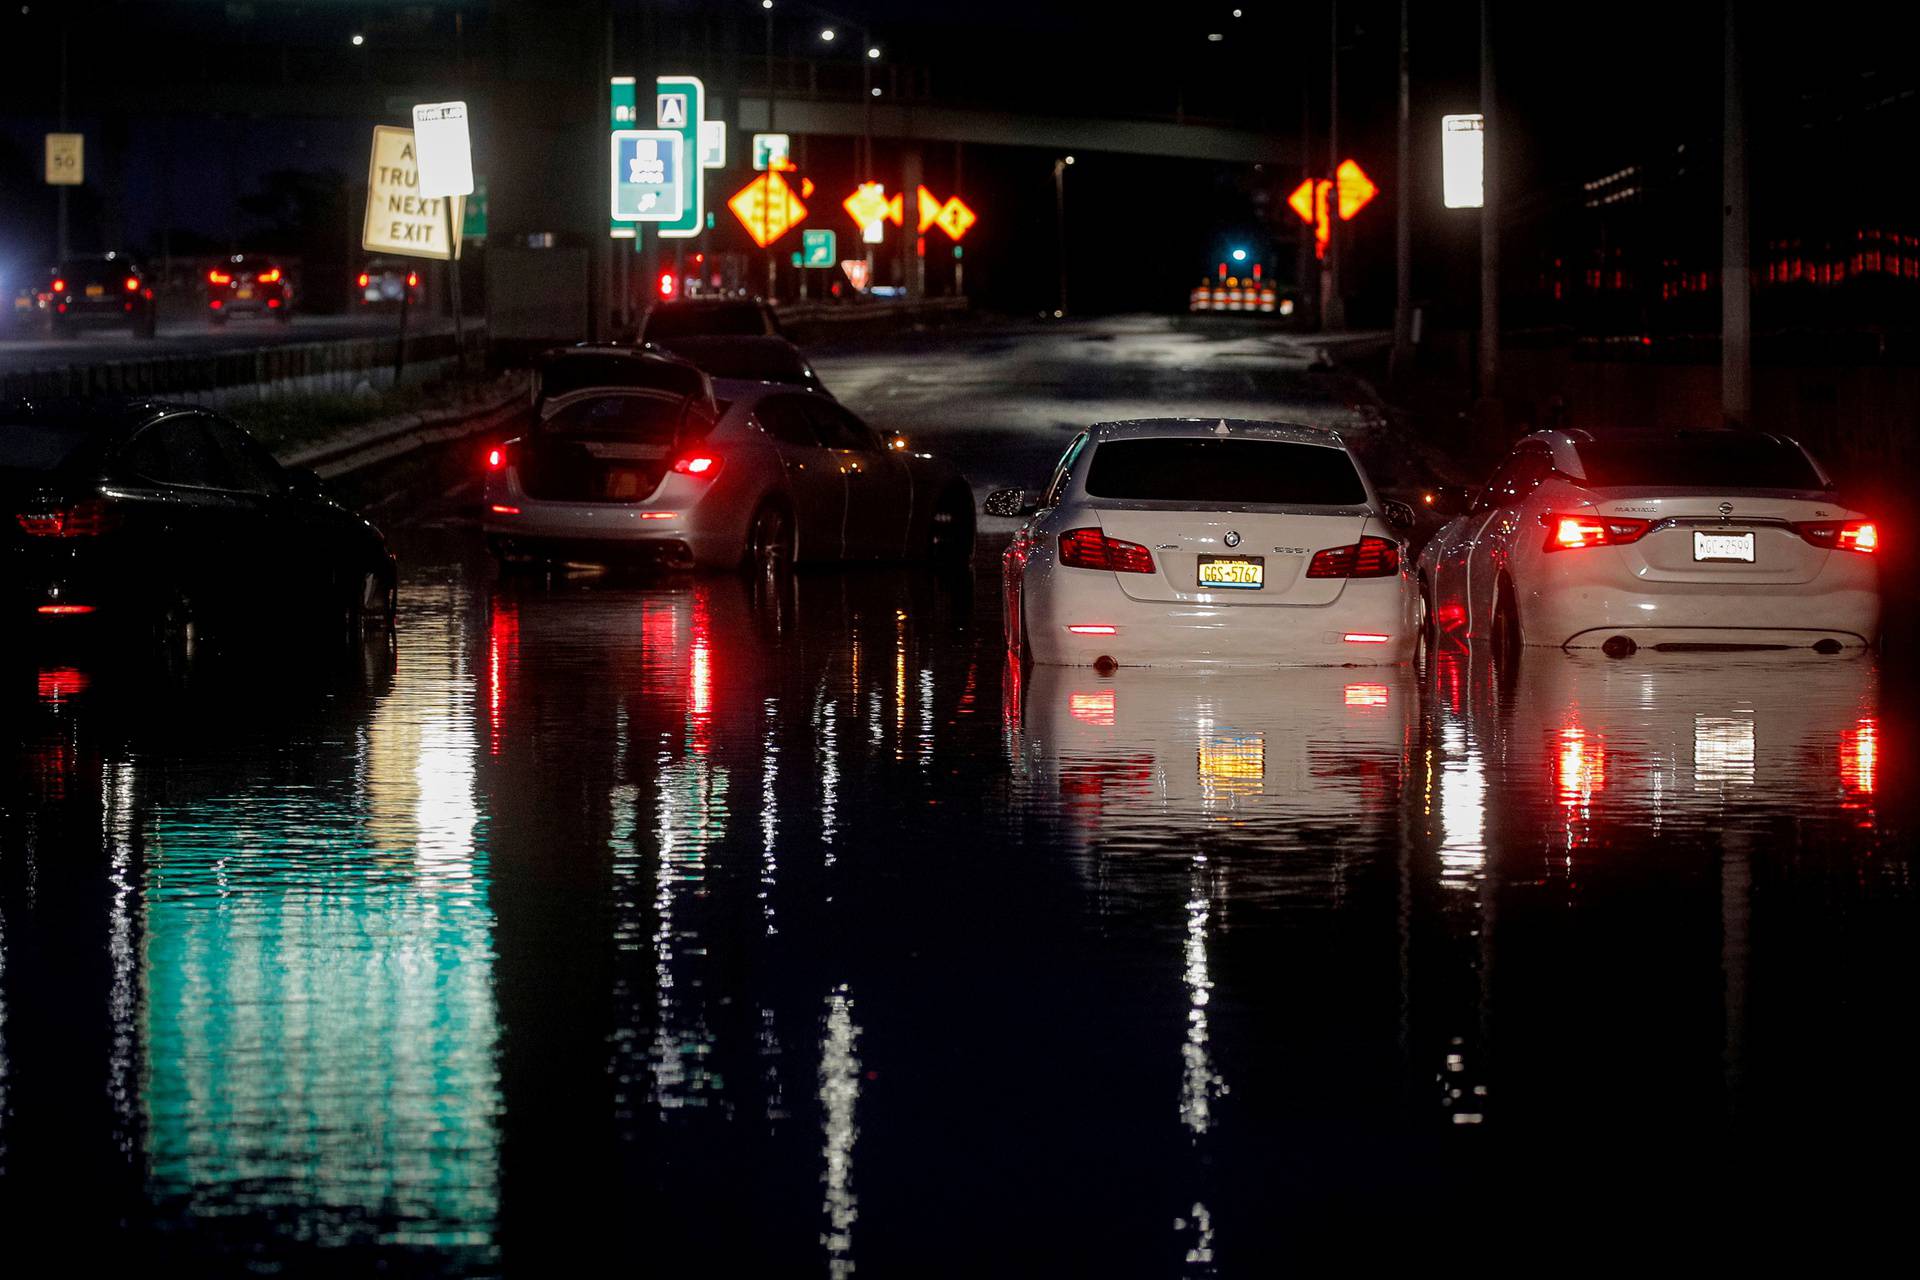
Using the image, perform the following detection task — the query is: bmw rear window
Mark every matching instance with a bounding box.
[1575,436,1827,489]
[0,423,95,471]
[1084,438,1368,505]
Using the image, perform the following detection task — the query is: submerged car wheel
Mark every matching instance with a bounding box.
[351,569,396,634]
[927,484,976,567]
[1491,576,1522,668]
[744,501,795,579]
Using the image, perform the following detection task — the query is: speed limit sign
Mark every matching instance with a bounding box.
[45,133,83,185]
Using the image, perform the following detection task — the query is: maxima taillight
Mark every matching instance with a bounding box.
[1058,527,1155,574]
[16,499,119,538]
[1795,520,1879,554]
[1306,535,1400,578]
[1541,511,1651,552]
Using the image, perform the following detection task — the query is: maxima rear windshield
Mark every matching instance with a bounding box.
[1084,437,1368,505]
[539,393,714,442]
[1575,437,1827,490]
[0,423,95,472]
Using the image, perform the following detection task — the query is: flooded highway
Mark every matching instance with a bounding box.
[2,318,1915,1272]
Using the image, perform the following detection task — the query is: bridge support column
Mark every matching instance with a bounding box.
[902,148,925,300]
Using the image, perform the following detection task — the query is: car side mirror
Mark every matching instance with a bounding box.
[984,488,1038,518]
[1421,484,1473,518]
[1381,499,1416,531]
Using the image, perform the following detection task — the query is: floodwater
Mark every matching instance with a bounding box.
[3,526,1913,1273]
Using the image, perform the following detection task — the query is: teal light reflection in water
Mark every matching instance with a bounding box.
[139,618,500,1257]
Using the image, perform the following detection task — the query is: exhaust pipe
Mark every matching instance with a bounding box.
[1812,638,1843,655]
[1601,635,1637,659]
[1093,655,1119,674]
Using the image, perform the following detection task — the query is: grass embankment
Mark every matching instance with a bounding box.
[226,374,524,456]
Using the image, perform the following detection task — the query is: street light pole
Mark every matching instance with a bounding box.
[1053,155,1071,316]
[1324,0,1345,331]
[57,17,69,263]
[1391,0,1413,380]
[1721,0,1751,428]
[1478,0,1500,411]
[765,1,777,300]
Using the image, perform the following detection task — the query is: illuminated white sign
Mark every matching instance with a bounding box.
[410,101,475,199]
[1442,114,1484,209]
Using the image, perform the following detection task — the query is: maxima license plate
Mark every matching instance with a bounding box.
[1197,555,1264,589]
[1693,531,1755,563]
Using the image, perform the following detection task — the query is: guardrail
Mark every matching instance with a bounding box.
[0,326,487,406]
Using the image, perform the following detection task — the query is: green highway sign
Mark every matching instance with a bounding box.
[791,251,804,268]
[462,176,488,238]
[654,75,705,240]
[802,229,837,268]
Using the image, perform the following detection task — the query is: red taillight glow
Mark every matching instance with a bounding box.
[1542,511,1650,551]
[209,299,223,309]
[124,275,140,292]
[267,298,281,308]
[50,277,66,293]
[1306,536,1400,578]
[258,267,282,284]
[672,454,719,477]
[1796,520,1879,554]
[17,500,117,538]
[1058,527,1155,574]
[406,272,419,287]
[36,604,96,615]
[659,271,677,299]
[489,504,521,515]
[1067,624,1118,635]
[486,447,505,469]
[37,667,90,700]
[358,272,371,287]
[1343,632,1391,644]
[208,269,232,285]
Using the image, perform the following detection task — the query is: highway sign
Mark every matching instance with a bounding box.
[753,133,791,171]
[791,252,804,267]
[611,130,685,221]
[728,170,807,247]
[409,101,474,198]
[841,260,872,292]
[462,177,489,238]
[933,196,976,241]
[1287,159,1377,260]
[802,229,837,267]
[1442,114,1484,209]
[655,75,705,239]
[44,133,82,185]
[843,183,903,239]
[701,120,727,169]
[362,125,464,259]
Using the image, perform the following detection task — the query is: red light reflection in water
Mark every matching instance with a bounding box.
[1431,649,1466,717]
[1344,682,1389,708]
[1840,717,1878,795]
[37,667,89,701]
[689,587,713,753]
[1555,725,1606,810]
[487,601,519,756]
[1068,689,1116,727]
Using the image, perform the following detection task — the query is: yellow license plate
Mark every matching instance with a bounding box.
[237,287,254,300]
[1197,555,1264,589]
[84,284,106,298]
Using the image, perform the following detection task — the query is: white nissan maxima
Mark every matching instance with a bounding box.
[1418,427,1880,657]
[988,419,1420,666]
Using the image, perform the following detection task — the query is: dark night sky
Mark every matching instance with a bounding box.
[2,1,1915,317]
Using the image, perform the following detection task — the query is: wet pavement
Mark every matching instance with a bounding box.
[2,316,1915,1272]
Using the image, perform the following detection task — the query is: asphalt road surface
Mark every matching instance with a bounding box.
[2,315,1913,1273]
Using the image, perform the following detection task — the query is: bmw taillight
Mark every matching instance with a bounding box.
[1541,511,1650,552]
[1306,535,1400,578]
[1796,519,1879,554]
[672,453,721,478]
[16,499,119,538]
[1058,527,1155,574]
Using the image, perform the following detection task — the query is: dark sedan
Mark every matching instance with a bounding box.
[2,399,396,648]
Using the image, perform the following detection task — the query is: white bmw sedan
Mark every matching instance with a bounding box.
[1418,428,1880,657]
[988,419,1420,666]
[484,365,975,573]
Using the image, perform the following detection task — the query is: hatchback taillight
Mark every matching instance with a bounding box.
[672,453,721,478]
[1305,535,1400,578]
[1796,520,1879,554]
[1541,511,1651,552]
[16,499,119,538]
[1058,527,1155,574]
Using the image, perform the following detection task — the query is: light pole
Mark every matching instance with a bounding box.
[1053,155,1074,316]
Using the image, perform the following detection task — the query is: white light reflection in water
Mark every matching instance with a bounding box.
[104,759,138,1160]
[762,699,780,935]
[1180,868,1227,1135]
[819,984,861,1278]
[1174,1201,1216,1271]
[647,752,729,1112]
[816,698,840,858]
[1437,720,1488,887]
[1694,715,1756,792]
[918,667,936,768]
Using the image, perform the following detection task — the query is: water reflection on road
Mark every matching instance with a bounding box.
[0,538,1914,1271]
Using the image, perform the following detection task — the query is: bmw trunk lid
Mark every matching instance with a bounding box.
[1086,503,1370,605]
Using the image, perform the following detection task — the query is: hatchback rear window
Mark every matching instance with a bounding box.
[1575,436,1826,490]
[539,393,714,442]
[1084,438,1368,505]
[0,423,95,471]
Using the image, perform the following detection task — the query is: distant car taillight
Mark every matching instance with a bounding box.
[1058,527,1155,574]
[258,267,282,284]
[16,499,119,538]
[672,453,721,478]
[123,275,139,292]
[406,272,419,288]
[1540,511,1651,552]
[50,277,66,293]
[357,272,371,287]
[1306,535,1400,578]
[208,269,232,286]
[1796,520,1879,554]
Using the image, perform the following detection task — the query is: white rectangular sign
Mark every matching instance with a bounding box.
[752,133,790,172]
[410,100,475,198]
[1442,113,1484,209]
[701,119,726,170]
[362,125,465,260]
[45,133,83,185]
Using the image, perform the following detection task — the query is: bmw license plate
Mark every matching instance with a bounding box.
[1693,531,1755,563]
[1198,555,1264,589]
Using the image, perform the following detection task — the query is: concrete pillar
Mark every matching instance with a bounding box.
[902,147,924,299]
